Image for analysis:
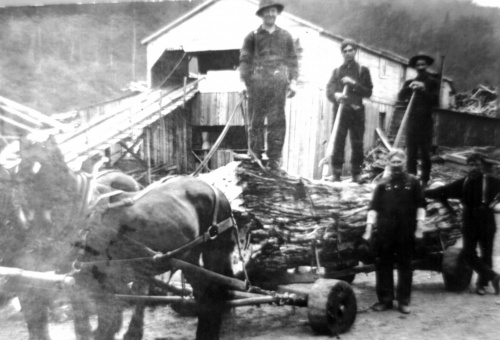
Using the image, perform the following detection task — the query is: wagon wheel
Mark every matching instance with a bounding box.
[307,279,357,335]
[441,247,472,292]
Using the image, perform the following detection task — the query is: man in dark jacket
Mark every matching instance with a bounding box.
[239,0,298,173]
[398,53,439,188]
[425,153,500,296]
[326,39,373,183]
[363,149,425,314]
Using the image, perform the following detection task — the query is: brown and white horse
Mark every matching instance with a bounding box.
[15,135,236,340]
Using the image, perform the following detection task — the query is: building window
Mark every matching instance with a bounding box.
[379,58,387,79]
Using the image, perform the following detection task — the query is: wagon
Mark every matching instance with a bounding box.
[0,254,358,336]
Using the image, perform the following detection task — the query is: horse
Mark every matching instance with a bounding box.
[15,135,236,340]
[2,139,143,340]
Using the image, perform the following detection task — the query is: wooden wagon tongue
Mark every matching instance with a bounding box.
[0,266,75,288]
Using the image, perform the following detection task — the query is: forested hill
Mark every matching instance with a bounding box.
[284,0,500,91]
[0,0,499,114]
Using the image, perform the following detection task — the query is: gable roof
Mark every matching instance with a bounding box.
[0,0,168,7]
[141,0,409,65]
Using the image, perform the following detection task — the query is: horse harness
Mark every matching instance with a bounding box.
[77,176,237,268]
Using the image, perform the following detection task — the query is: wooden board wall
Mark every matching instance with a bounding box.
[145,105,192,174]
[191,92,245,126]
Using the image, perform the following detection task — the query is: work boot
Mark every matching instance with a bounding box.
[371,301,393,312]
[492,274,500,295]
[475,286,486,296]
[352,173,362,184]
[333,169,342,182]
[267,160,285,176]
[398,303,411,314]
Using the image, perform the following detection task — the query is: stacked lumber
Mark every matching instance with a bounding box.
[454,84,497,117]
[201,161,462,273]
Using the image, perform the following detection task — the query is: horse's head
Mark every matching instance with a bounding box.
[16,135,69,184]
[14,135,78,230]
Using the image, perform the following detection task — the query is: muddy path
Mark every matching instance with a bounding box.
[1,234,500,340]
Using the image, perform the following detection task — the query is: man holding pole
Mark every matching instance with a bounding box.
[398,53,439,189]
[239,0,298,174]
[326,39,373,183]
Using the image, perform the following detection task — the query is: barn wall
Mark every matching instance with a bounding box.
[148,105,192,174]
[145,0,410,179]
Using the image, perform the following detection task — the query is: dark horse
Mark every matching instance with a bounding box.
[15,135,235,340]
[1,139,143,340]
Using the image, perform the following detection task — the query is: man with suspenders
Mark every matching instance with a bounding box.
[239,0,298,174]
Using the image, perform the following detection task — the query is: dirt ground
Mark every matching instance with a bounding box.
[1,233,500,340]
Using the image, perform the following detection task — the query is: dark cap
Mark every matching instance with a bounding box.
[256,0,284,17]
[408,52,434,68]
[341,39,358,51]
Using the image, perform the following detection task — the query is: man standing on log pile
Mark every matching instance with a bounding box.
[239,0,298,174]
[326,39,373,183]
[398,53,439,189]
[425,153,500,296]
[363,149,425,314]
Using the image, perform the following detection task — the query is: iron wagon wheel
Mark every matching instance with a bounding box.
[441,247,472,292]
[307,279,357,335]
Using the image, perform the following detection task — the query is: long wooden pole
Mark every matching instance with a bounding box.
[319,85,349,179]
[0,266,75,287]
[393,91,416,148]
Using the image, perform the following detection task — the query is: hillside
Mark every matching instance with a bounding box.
[0,0,498,114]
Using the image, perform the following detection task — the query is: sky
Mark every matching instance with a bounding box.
[0,0,499,8]
[473,0,500,7]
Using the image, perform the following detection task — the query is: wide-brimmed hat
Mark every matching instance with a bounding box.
[408,52,434,68]
[256,0,284,17]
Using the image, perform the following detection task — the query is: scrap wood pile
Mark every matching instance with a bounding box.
[454,84,497,117]
[201,161,462,273]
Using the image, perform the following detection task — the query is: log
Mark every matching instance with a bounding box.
[200,161,462,274]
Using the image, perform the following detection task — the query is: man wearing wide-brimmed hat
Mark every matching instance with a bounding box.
[398,52,439,189]
[239,0,298,174]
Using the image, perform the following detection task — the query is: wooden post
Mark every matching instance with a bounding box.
[145,128,152,185]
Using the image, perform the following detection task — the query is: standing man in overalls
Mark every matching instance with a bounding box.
[239,0,298,173]
[326,39,373,183]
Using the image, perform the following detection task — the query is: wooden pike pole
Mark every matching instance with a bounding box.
[393,91,416,148]
[319,85,349,179]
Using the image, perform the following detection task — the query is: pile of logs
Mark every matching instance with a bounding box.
[201,161,462,273]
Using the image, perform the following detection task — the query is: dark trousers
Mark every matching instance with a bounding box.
[248,67,288,162]
[331,107,365,174]
[462,213,497,287]
[374,230,414,306]
[406,119,432,183]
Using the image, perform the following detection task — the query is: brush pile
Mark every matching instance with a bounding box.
[201,161,462,273]
[454,84,497,117]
